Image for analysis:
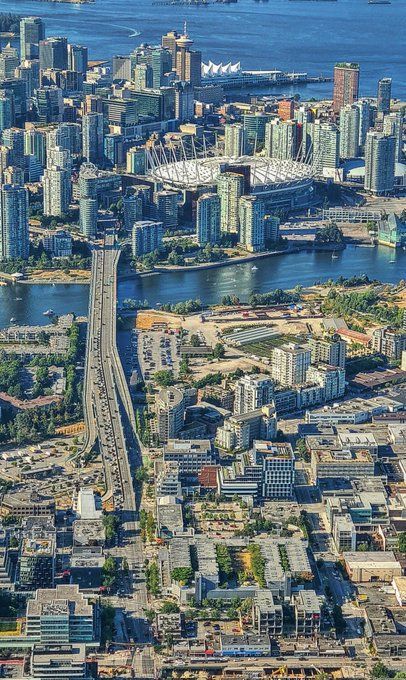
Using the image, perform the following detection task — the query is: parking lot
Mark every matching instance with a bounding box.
[138,330,181,382]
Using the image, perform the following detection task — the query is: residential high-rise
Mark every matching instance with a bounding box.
[243,113,268,153]
[238,195,265,252]
[39,37,68,72]
[308,334,346,369]
[271,343,311,387]
[133,63,153,90]
[112,55,131,81]
[2,128,25,168]
[154,190,178,230]
[377,77,392,115]
[0,93,13,133]
[47,122,81,155]
[24,128,46,167]
[175,27,201,86]
[217,171,244,234]
[18,518,56,591]
[265,119,298,160]
[224,123,247,157]
[123,193,143,231]
[174,81,194,122]
[82,112,104,164]
[383,112,403,162]
[103,133,124,167]
[309,120,339,174]
[132,220,164,257]
[20,16,45,61]
[354,99,371,152]
[67,44,88,74]
[196,193,221,245]
[47,146,72,176]
[156,387,185,442]
[253,441,295,499]
[364,131,396,195]
[79,196,98,238]
[16,59,40,98]
[333,63,360,113]
[43,165,70,216]
[234,374,273,415]
[0,184,29,260]
[339,104,360,159]
[126,147,146,174]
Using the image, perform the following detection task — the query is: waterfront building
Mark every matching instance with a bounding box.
[132,220,163,257]
[156,387,185,442]
[161,29,180,63]
[377,212,406,248]
[333,62,360,113]
[20,16,45,61]
[364,131,396,195]
[264,214,280,243]
[234,374,273,415]
[253,441,295,499]
[383,112,403,162]
[175,27,201,86]
[79,196,98,239]
[39,37,68,72]
[271,343,311,387]
[242,113,268,153]
[377,77,392,115]
[217,171,244,234]
[43,165,70,216]
[82,112,104,164]
[43,229,73,257]
[123,193,143,231]
[309,120,339,175]
[126,146,146,174]
[224,123,247,157]
[196,193,221,245]
[68,44,88,74]
[238,194,265,252]
[154,189,178,230]
[0,184,29,260]
[265,119,298,160]
[0,93,13,134]
[339,104,360,159]
[35,85,64,124]
[278,99,295,121]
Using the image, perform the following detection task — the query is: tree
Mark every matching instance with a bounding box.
[398,532,406,553]
[160,601,180,614]
[189,334,201,347]
[212,343,225,359]
[153,370,175,387]
[370,662,390,679]
[171,567,194,585]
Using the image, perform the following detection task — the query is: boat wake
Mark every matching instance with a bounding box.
[112,25,141,37]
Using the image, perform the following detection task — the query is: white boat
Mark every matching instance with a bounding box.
[331,253,339,259]
[389,260,396,264]
[43,309,55,316]
[15,297,22,301]
[10,318,16,323]
[251,265,258,271]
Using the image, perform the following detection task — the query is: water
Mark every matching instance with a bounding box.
[4,0,406,97]
[0,245,404,326]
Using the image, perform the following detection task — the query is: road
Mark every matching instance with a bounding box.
[83,232,152,671]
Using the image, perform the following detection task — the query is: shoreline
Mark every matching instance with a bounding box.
[138,242,344,275]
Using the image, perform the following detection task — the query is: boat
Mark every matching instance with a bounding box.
[368,0,391,4]
[389,260,396,264]
[10,318,16,323]
[251,265,258,271]
[43,309,55,316]
[331,253,339,259]
[15,297,22,301]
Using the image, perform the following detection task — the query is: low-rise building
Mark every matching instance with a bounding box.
[344,551,402,583]
[163,439,215,482]
[311,448,375,482]
[219,632,271,656]
[294,590,321,638]
[252,590,283,636]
